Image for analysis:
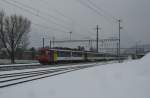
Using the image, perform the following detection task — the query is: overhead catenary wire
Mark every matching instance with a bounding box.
[1,0,119,41]
[4,0,95,39]
[75,0,114,23]
[39,0,75,23]
[86,0,118,21]
[32,22,67,33]
[1,0,70,31]
[1,0,95,41]
[75,0,121,40]
[39,0,95,37]
[34,0,101,40]
[9,0,72,27]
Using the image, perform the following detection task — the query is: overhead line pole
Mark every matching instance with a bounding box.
[69,31,72,40]
[118,19,122,62]
[50,40,52,49]
[96,25,100,53]
[42,37,45,48]
[52,36,55,48]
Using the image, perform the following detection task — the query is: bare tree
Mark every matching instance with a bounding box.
[0,11,31,63]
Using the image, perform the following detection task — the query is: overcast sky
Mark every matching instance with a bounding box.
[0,0,150,48]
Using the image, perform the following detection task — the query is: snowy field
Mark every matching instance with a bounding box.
[0,53,150,98]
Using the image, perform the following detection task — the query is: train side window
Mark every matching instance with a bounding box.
[65,51,71,57]
[58,51,71,57]
[72,52,83,57]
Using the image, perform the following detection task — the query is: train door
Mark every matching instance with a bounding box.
[54,50,58,63]
[84,52,87,61]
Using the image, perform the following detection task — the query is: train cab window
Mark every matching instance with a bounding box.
[88,53,94,57]
[39,50,46,55]
[45,51,49,55]
[72,52,83,57]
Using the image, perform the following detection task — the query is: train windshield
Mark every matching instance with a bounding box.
[39,49,46,55]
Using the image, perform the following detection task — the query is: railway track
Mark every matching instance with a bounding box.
[0,61,118,71]
[0,63,99,88]
[0,62,99,71]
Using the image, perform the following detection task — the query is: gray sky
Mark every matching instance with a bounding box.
[0,0,150,48]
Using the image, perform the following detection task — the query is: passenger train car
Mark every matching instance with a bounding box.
[36,48,118,64]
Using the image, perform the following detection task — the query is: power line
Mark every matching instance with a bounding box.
[53,39,119,43]
[75,0,120,47]
[2,0,117,41]
[1,0,70,30]
[75,0,114,23]
[10,0,71,26]
[39,0,93,37]
[32,22,67,33]
[35,0,99,39]
[5,0,95,39]
[86,0,118,21]
[2,0,68,34]
[40,0,74,23]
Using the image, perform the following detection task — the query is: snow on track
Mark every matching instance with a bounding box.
[0,63,100,88]
[0,61,117,88]
[0,54,150,98]
[0,63,40,67]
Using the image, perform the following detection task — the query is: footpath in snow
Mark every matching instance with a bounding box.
[0,53,150,98]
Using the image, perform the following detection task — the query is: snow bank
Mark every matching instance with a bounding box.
[141,52,150,60]
[0,53,150,98]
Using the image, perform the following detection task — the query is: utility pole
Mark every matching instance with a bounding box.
[101,40,104,52]
[118,19,122,62]
[42,37,45,48]
[89,40,91,50]
[52,36,55,48]
[136,42,138,55]
[96,25,100,53]
[69,31,72,40]
[89,40,93,51]
[117,42,119,56]
[49,40,52,49]
[135,41,141,56]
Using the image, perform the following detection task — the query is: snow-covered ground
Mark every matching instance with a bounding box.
[0,59,38,65]
[0,53,150,98]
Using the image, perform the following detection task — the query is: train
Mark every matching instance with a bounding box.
[36,48,118,64]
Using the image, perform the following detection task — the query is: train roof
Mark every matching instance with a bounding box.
[39,48,117,56]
